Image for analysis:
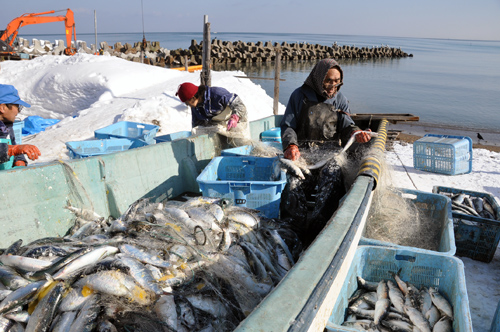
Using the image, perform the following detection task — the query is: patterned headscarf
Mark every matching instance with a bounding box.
[303,59,344,98]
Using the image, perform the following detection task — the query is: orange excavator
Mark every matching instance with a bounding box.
[0,9,77,57]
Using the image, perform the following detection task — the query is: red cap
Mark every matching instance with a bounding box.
[176,83,199,102]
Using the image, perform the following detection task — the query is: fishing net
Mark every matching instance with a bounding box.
[362,150,442,251]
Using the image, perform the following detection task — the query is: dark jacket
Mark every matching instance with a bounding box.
[0,121,27,165]
[280,84,358,149]
[191,87,247,127]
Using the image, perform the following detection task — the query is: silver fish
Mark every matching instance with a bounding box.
[4,310,29,323]
[0,266,30,290]
[420,287,433,315]
[279,156,305,179]
[154,295,178,331]
[25,281,67,332]
[96,320,118,332]
[432,316,453,332]
[381,319,413,332]
[425,304,441,329]
[186,294,229,318]
[53,246,119,280]
[390,270,408,296]
[472,197,484,213]
[53,311,77,332]
[0,280,48,315]
[429,287,453,319]
[404,305,432,332]
[119,244,170,268]
[69,293,100,332]
[117,254,163,295]
[377,280,388,299]
[0,254,53,272]
[357,276,379,291]
[387,280,405,313]
[374,298,390,324]
[59,287,89,312]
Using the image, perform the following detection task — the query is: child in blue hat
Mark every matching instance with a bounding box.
[0,84,41,166]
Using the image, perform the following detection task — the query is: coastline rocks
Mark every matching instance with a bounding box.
[7,39,412,66]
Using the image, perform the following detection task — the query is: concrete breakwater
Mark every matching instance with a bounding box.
[11,37,412,67]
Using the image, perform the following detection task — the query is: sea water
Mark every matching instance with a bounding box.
[18,32,500,133]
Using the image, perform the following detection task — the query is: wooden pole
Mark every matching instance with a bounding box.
[184,55,189,71]
[201,15,211,86]
[273,48,281,115]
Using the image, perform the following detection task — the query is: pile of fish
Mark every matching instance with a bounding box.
[437,191,499,221]
[0,196,302,332]
[340,274,454,332]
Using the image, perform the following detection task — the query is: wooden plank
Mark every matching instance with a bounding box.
[351,113,419,122]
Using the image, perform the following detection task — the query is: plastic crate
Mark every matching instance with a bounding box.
[12,120,24,144]
[491,299,500,332]
[413,134,472,175]
[66,138,147,159]
[360,188,456,255]
[196,156,286,218]
[155,130,192,143]
[326,246,472,332]
[221,142,282,157]
[94,121,159,144]
[432,185,500,221]
[260,127,281,143]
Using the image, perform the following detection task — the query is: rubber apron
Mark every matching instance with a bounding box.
[295,100,342,147]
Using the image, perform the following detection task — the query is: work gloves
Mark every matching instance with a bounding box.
[352,129,372,143]
[14,160,27,167]
[8,144,41,161]
[284,144,300,161]
[227,114,240,131]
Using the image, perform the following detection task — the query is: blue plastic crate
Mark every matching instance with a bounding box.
[94,121,159,144]
[360,188,456,255]
[433,186,500,263]
[326,246,472,332]
[66,138,147,159]
[0,138,13,170]
[12,120,24,144]
[221,142,282,157]
[155,130,192,143]
[260,127,281,143]
[413,134,472,175]
[491,299,500,332]
[196,156,286,218]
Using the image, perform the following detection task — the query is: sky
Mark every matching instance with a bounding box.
[1,0,499,41]
[1,53,499,331]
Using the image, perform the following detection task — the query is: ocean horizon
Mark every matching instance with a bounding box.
[16,32,500,134]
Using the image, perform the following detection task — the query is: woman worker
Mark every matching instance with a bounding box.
[176,83,249,139]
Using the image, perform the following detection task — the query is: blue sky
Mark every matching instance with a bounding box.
[1,0,499,41]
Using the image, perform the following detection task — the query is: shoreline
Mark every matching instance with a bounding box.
[389,122,500,152]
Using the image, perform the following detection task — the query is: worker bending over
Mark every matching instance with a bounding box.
[0,84,41,167]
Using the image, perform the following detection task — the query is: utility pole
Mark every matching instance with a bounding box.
[273,48,281,115]
[201,15,211,86]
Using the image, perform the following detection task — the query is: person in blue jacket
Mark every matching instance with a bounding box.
[176,83,249,138]
[0,84,41,167]
[279,59,372,241]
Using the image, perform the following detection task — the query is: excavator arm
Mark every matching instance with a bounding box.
[0,9,77,56]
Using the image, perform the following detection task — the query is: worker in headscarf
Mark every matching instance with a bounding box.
[176,83,250,140]
[0,84,41,167]
[279,59,372,243]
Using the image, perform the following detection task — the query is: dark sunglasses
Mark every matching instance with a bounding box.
[7,104,23,112]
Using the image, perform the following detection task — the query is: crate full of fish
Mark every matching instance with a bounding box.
[196,156,287,218]
[221,142,282,157]
[326,246,472,332]
[155,130,192,143]
[66,138,148,159]
[94,121,159,144]
[360,188,456,255]
[413,134,472,175]
[433,185,500,262]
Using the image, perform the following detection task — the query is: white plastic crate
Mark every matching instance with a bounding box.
[413,134,472,175]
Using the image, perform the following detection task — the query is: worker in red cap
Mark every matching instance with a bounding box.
[0,84,41,168]
[176,83,249,138]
